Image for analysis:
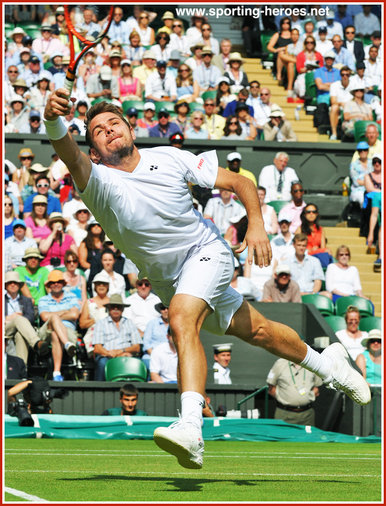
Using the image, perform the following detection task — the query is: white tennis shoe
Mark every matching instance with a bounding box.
[322,342,371,405]
[154,420,204,469]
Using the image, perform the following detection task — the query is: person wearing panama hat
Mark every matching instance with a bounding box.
[342,82,372,138]
[66,202,91,247]
[263,105,298,142]
[224,52,249,89]
[356,329,382,385]
[24,194,50,245]
[193,45,222,93]
[13,147,35,192]
[92,293,141,380]
[15,247,49,305]
[39,212,77,268]
[5,270,50,364]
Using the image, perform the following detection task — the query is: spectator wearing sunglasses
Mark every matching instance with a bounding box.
[329,66,353,140]
[13,148,35,192]
[356,329,382,385]
[23,175,61,219]
[278,182,307,234]
[342,25,365,64]
[123,278,161,338]
[145,60,177,102]
[335,306,367,361]
[149,109,181,138]
[169,19,190,58]
[152,30,172,62]
[19,109,46,135]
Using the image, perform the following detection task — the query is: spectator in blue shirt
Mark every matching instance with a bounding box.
[92,294,142,381]
[222,88,254,118]
[142,303,169,369]
[149,109,182,138]
[23,174,61,218]
[314,51,341,105]
[38,270,81,381]
[331,35,355,72]
[288,233,329,297]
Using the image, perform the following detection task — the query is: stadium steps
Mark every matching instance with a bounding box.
[324,226,381,316]
[244,58,330,143]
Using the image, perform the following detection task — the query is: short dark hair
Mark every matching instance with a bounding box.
[120,383,139,398]
[36,174,49,185]
[249,80,260,88]
[85,101,131,149]
[340,65,351,76]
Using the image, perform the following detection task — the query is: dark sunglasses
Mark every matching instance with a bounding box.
[21,156,33,160]
[358,149,369,152]
[158,113,169,118]
[173,24,182,28]
[338,253,349,257]
[305,209,317,214]
[109,304,124,310]
[5,202,13,206]
[229,121,238,125]
[292,189,304,193]
[260,93,269,96]
[204,102,214,106]
[345,31,355,34]
[66,259,78,264]
[137,281,150,287]
[369,339,381,344]
[8,70,19,73]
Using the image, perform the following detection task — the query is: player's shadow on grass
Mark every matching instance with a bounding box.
[61,475,326,493]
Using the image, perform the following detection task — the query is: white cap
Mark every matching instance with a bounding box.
[213,343,233,353]
[324,50,336,59]
[275,264,291,275]
[100,65,112,80]
[144,102,156,111]
[278,211,292,223]
[227,152,242,162]
[372,153,382,162]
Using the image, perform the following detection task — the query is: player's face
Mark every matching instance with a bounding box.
[121,394,138,413]
[215,352,231,368]
[89,113,136,165]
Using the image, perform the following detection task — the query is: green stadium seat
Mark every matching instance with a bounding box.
[354,121,381,143]
[335,296,374,318]
[105,357,148,382]
[267,200,290,214]
[260,32,275,69]
[121,100,144,115]
[324,315,346,332]
[302,294,335,316]
[91,97,114,106]
[359,316,381,332]
[155,101,175,114]
[201,90,217,102]
[304,71,317,108]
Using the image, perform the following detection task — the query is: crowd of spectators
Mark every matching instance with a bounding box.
[4,5,381,384]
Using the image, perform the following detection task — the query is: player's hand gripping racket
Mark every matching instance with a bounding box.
[63,6,114,94]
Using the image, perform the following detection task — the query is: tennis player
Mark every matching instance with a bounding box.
[44,89,370,469]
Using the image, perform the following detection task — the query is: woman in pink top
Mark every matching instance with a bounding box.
[39,212,77,267]
[25,194,51,245]
[118,59,141,102]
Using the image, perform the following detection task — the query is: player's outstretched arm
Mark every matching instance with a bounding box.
[214,167,272,267]
[44,89,91,192]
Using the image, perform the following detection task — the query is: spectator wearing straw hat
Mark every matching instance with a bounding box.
[16,247,49,305]
[193,46,222,94]
[31,24,68,62]
[133,49,157,87]
[20,162,49,202]
[7,95,30,132]
[92,294,142,381]
[25,194,51,245]
[5,271,50,365]
[356,329,382,385]
[224,52,249,90]
[38,270,81,381]
[263,106,297,142]
[5,219,37,272]
[262,264,301,303]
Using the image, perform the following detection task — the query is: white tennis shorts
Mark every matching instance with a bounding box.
[152,239,244,335]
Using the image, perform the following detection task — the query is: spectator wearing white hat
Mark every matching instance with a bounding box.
[25,194,51,245]
[314,51,341,105]
[356,329,382,385]
[316,10,344,40]
[263,106,297,142]
[7,27,27,57]
[193,46,222,94]
[342,83,372,139]
[226,152,257,186]
[67,202,91,247]
[167,49,182,78]
[133,49,157,87]
[7,96,30,132]
[212,343,232,384]
[137,102,158,130]
[86,65,119,101]
[270,214,295,266]
[262,264,301,303]
[117,59,141,101]
[224,52,249,90]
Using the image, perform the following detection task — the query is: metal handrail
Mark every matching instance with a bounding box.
[237,385,269,417]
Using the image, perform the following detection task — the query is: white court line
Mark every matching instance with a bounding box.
[4,451,381,460]
[4,470,382,479]
[5,448,380,457]
[4,486,48,502]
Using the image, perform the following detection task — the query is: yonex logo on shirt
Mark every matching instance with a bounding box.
[149,165,158,171]
[199,257,211,261]
[197,158,204,170]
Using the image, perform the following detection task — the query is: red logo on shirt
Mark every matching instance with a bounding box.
[197,158,204,170]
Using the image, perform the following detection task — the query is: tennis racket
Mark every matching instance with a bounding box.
[63,5,114,94]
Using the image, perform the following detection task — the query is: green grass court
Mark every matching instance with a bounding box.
[4,439,382,502]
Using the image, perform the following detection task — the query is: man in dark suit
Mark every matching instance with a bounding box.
[5,271,49,365]
[343,25,365,64]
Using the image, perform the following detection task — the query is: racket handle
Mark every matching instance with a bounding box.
[64,69,76,95]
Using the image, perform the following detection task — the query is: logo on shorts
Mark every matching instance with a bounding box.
[199,257,211,261]
[197,158,204,170]
[149,165,158,171]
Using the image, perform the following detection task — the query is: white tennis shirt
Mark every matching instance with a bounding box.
[79,146,220,282]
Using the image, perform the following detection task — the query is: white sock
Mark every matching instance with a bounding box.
[181,391,205,430]
[53,370,61,376]
[300,344,332,380]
